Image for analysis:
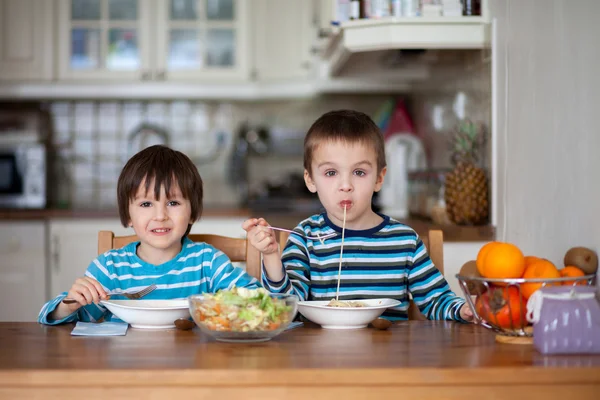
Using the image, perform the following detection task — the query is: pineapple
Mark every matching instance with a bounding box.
[444,121,489,226]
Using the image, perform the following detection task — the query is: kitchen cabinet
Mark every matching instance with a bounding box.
[48,216,248,298]
[0,221,46,321]
[57,0,249,82]
[252,0,315,81]
[0,0,53,81]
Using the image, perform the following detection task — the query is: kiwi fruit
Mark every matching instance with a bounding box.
[564,247,598,274]
[459,260,487,295]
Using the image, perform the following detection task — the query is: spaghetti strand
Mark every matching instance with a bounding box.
[335,205,347,301]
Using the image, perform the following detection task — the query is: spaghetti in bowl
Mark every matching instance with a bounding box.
[297,298,401,329]
[189,287,298,342]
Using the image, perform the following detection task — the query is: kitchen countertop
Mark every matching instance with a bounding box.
[0,208,495,242]
[0,321,598,399]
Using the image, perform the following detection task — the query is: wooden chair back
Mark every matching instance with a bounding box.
[276,229,444,320]
[98,231,261,279]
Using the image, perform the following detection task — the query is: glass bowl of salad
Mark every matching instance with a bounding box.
[188,287,298,342]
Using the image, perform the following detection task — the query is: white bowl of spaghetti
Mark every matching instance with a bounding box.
[297,298,401,329]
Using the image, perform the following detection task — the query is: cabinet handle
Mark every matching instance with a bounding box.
[51,235,60,272]
[156,70,166,80]
[141,71,152,80]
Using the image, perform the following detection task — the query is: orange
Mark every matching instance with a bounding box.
[476,242,500,276]
[478,242,525,280]
[560,265,587,286]
[520,259,560,299]
[524,256,541,267]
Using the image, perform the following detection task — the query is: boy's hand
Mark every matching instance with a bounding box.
[242,218,279,255]
[66,277,107,307]
[459,303,474,322]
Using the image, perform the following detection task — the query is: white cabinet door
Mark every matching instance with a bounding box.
[443,242,487,298]
[57,0,153,81]
[48,219,132,298]
[0,221,46,321]
[155,0,250,82]
[57,0,249,82]
[0,0,53,81]
[252,0,315,81]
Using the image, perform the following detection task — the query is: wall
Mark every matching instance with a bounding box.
[491,0,600,263]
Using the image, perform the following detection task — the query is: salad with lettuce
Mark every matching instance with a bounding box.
[193,287,292,332]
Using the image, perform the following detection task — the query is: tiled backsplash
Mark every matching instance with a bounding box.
[46,95,391,210]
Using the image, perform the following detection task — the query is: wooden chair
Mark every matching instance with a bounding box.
[276,229,444,320]
[98,231,262,279]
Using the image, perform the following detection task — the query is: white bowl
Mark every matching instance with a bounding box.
[297,298,401,329]
[100,299,190,329]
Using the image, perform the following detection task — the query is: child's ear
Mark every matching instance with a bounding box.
[373,167,387,192]
[304,169,317,193]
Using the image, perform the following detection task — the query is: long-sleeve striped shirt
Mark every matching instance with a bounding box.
[38,237,259,325]
[262,213,466,322]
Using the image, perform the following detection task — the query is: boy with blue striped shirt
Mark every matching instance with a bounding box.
[39,145,258,325]
[243,110,473,322]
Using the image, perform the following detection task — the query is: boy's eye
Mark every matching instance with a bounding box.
[354,170,366,177]
[140,201,152,207]
[167,200,180,206]
[325,170,337,177]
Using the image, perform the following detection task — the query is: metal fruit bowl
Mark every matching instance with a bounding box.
[456,273,596,337]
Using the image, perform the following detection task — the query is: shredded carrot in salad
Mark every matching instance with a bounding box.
[194,287,291,332]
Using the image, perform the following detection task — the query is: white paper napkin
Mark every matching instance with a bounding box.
[71,321,129,336]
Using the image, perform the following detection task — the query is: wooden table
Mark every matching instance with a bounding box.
[0,321,598,399]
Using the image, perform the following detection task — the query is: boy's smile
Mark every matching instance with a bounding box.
[304,140,386,230]
[128,179,193,265]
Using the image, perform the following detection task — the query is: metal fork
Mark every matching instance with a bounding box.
[267,226,337,242]
[62,284,157,304]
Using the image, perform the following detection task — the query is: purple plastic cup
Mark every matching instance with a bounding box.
[527,285,600,354]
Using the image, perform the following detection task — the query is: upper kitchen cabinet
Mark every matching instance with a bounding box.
[57,0,152,81]
[57,0,249,82]
[252,0,315,82]
[0,0,54,81]
[154,0,249,82]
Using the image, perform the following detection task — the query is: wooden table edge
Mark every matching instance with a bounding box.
[1,367,599,387]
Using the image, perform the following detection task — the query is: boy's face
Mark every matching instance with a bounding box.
[304,140,386,229]
[127,179,193,263]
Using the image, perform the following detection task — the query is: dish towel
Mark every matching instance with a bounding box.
[71,321,129,336]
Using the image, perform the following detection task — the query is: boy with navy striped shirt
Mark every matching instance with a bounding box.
[243,110,473,322]
[39,145,258,325]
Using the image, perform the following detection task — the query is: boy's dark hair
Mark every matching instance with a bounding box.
[117,145,203,236]
[303,109,386,175]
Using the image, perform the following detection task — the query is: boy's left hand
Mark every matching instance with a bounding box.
[459,303,474,322]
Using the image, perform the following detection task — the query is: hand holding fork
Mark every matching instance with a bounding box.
[62,276,156,305]
[242,218,337,255]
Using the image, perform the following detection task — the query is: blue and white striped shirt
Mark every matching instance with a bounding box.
[38,237,259,325]
[262,213,466,321]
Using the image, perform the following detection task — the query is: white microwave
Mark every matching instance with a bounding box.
[0,143,46,208]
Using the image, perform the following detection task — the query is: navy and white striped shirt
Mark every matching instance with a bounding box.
[262,213,466,321]
[38,237,259,325]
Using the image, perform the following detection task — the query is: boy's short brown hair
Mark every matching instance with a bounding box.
[117,145,203,233]
[303,110,386,176]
